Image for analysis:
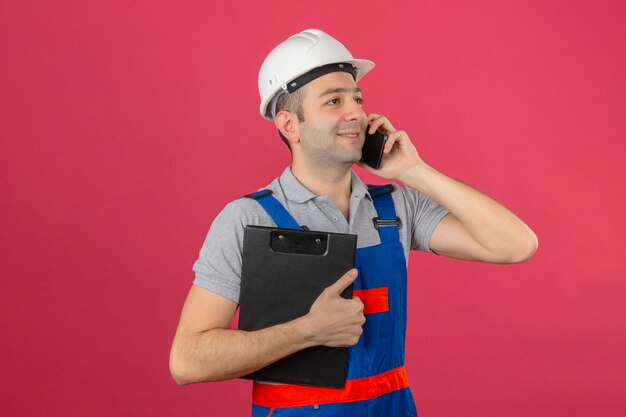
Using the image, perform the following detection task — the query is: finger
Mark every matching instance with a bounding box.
[371,116,398,135]
[383,118,396,132]
[384,130,406,153]
[383,133,400,154]
[367,114,385,134]
[369,116,388,134]
[328,268,358,294]
[352,295,364,308]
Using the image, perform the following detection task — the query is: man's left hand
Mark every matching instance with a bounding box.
[357,113,425,180]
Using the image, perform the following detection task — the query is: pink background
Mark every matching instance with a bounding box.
[2,1,625,416]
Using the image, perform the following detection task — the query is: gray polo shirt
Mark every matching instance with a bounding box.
[193,167,449,303]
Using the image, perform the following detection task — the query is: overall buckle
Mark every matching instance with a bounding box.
[244,189,273,199]
[368,184,395,198]
[372,217,402,230]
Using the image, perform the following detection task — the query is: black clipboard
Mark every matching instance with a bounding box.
[238,225,357,388]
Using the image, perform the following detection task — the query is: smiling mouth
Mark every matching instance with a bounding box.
[337,133,360,138]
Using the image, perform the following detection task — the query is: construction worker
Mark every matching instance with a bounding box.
[170,29,538,416]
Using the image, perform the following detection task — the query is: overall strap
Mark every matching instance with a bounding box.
[243,189,301,230]
[368,184,401,244]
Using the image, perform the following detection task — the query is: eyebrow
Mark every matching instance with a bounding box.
[317,87,362,99]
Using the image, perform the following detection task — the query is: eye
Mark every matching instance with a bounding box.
[327,98,340,105]
[355,97,363,104]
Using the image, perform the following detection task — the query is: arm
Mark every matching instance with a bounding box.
[169,269,364,385]
[359,114,538,264]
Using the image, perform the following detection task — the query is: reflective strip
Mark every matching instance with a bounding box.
[353,288,389,314]
[252,366,409,408]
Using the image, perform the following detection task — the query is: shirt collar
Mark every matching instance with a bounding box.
[278,166,372,203]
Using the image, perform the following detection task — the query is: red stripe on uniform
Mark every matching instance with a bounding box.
[252,366,409,408]
[353,287,389,314]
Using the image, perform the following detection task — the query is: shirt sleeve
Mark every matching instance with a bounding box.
[192,202,247,303]
[397,184,450,254]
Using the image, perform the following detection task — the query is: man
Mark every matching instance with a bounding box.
[170,29,538,416]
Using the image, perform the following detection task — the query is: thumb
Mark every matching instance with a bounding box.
[328,268,358,294]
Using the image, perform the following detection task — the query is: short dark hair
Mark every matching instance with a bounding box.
[275,87,306,150]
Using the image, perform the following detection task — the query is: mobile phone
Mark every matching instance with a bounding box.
[360,129,388,170]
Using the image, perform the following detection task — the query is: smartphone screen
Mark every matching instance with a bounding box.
[360,129,388,169]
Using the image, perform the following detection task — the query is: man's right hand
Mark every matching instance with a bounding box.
[303,268,365,347]
[170,269,365,384]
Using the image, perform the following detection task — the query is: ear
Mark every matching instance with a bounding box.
[274,111,300,144]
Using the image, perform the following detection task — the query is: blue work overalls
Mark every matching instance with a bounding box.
[246,185,418,417]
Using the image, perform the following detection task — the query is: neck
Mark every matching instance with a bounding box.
[291,161,353,218]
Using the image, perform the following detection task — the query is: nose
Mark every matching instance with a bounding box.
[343,99,366,123]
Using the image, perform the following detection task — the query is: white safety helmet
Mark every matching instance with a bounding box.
[258,29,375,120]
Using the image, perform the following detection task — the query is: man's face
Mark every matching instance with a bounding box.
[297,72,368,166]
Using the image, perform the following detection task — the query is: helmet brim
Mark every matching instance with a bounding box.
[260,58,375,120]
